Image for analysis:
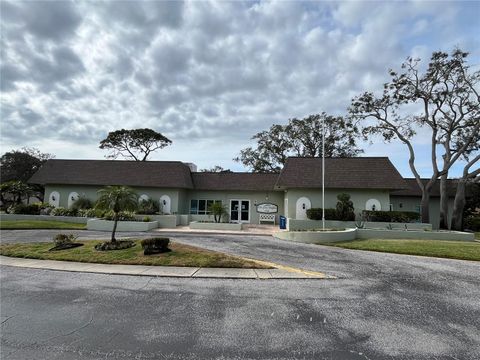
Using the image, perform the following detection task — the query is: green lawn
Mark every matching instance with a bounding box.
[0,220,86,230]
[329,239,480,261]
[0,240,271,268]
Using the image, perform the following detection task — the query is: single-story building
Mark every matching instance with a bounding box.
[28,157,455,228]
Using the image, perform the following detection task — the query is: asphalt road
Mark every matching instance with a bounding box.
[1,230,480,359]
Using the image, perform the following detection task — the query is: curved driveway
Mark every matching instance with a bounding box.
[1,230,480,359]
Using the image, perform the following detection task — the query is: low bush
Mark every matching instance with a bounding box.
[50,233,83,251]
[77,208,105,218]
[362,210,420,223]
[94,240,135,251]
[71,196,93,211]
[53,233,77,247]
[307,208,339,220]
[102,211,136,221]
[142,216,152,222]
[51,207,78,217]
[137,199,159,215]
[141,237,170,255]
[464,216,480,231]
[10,203,40,215]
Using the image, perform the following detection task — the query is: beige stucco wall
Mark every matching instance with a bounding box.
[390,196,454,230]
[186,190,285,224]
[44,185,182,214]
[285,188,391,219]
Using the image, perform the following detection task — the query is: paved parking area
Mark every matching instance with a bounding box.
[1,230,480,359]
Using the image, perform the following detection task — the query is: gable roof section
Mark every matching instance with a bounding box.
[29,159,194,189]
[391,178,458,197]
[192,172,279,191]
[275,157,407,190]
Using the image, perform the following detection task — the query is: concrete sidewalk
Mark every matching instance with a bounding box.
[154,224,284,236]
[0,255,329,279]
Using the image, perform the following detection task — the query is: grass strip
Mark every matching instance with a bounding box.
[0,220,86,230]
[0,240,271,268]
[328,239,480,261]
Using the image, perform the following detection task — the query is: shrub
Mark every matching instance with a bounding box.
[208,202,228,223]
[335,193,355,221]
[53,233,77,247]
[143,216,152,222]
[77,208,98,218]
[10,203,41,215]
[103,210,136,221]
[137,199,159,215]
[51,207,78,217]
[71,196,93,211]
[94,240,135,251]
[141,237,170,255]
[362,210,420,223]
[464,216,480,231]
[307,208,339,220]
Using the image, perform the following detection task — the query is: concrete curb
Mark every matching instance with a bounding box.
[0,255,331,280]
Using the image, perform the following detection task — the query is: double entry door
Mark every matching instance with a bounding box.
[230,200,250,223]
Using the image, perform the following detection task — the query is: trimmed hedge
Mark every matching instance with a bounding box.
[11,202,51,215]
[141,237,170,255]
[307,208,339,220]
[362,210,420,223]
[51,207,78,217]
[465,216,480,231]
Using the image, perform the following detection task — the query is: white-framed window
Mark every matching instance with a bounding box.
[190,200,222,214]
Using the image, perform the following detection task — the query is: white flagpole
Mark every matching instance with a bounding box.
[322,116,325,231]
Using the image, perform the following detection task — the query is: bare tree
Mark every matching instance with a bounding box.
[350,49,480,224]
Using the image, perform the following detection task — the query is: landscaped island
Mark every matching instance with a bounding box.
[0,240,271,268]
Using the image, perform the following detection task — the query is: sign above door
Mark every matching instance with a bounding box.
[256,203,278,214]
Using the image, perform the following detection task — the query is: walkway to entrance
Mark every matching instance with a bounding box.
[155,224,281,236]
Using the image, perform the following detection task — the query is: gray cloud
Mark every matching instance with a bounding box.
[1,0,478,175]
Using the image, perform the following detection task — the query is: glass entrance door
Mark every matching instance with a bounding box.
[230,200,250,223]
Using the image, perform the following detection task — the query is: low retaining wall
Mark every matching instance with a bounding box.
[87,219,158,232]
[134,215,177,228]
[275,229,357,243]
[0,214,89,224]
[356,229,475,241]
[275,228,474,243]
[287,219,432,231]
[189,221,243,231]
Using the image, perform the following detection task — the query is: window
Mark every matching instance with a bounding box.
[190,199,222,214]
[198,200,206,215]
[190,200,198,214]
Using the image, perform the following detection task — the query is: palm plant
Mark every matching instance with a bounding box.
[208,202,228,223]
[95,186,138,242]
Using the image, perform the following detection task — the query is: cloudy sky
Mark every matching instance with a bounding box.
[1,0,479,176]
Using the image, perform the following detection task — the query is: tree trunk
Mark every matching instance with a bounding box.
[451,179,467,231]
[111,215,118,242]
[420,191,430,224]
[439,173,450,229]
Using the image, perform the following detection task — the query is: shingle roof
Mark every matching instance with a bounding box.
[275,157,407,190]
[192,172,279,191]
[391,178,457,197]
[29,159,194,188]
